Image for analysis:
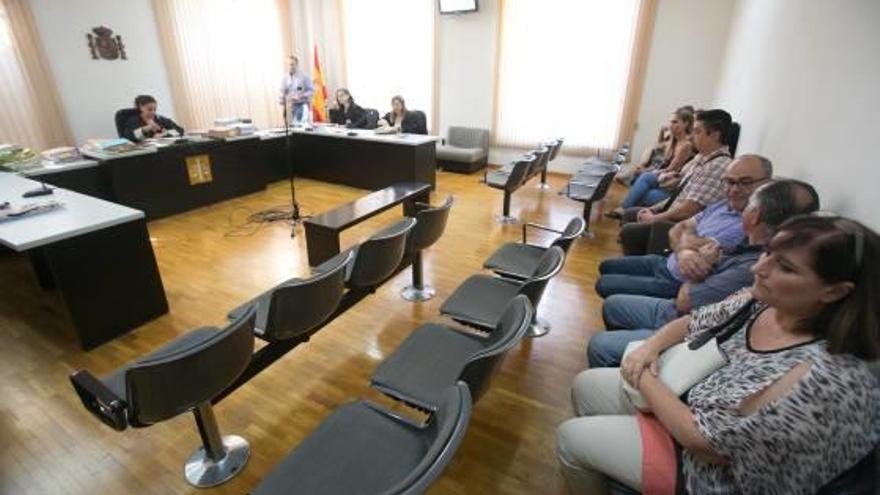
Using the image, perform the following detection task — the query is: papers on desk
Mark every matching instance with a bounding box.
[0,199,63,223]
[82,138,139,155]
[0,144,41,172]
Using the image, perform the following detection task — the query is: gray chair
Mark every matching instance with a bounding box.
[548,138,564,162]
[372,296,532,412]
[440,246,565,338]
[344,217,417,290]
[226,251,351,341]
[437,126,490,174]
[401,196,455,302]
[485,156,534,224]
[251,383,472,495]
[69,308,257,488]
[565,168,618,238]
[483,217,585,280]
[530,145,552,189]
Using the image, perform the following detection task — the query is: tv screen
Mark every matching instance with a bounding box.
[439,0,478,15]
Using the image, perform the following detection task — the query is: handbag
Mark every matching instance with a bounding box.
[621,299,757,411]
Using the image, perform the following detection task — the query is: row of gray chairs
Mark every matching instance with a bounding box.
[484,139,564,224]
[68,201,458,490]
[252,219,584,492]
[441,217,584,337]
[557,143,629,237]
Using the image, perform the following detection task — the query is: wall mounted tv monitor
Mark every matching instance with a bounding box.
[439,0,478,15]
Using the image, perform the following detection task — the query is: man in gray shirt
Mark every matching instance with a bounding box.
[587,179,820,367]
[279,55,314,124]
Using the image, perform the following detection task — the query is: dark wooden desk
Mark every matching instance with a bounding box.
[260,129,437,190]
[101,138,266,219]
[304,182,431,266]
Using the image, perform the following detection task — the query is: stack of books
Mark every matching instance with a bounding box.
[81,138,139,155]
[208,118,256,138]
[40,146,82,164]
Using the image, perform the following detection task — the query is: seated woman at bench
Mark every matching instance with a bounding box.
[328,88,367,129]
[122,95,185,142]
[378,95,427,134]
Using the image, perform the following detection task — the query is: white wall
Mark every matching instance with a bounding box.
[714,0,880,229]
[629,0,734,164]
[28,0,176,144]
[437,0,498,137]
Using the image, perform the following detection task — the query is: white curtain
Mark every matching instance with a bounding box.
[342,0,434,126]
[152,0,289,130]
[0,0,72,150]
[290,0,346,93]
[493,0,642,154]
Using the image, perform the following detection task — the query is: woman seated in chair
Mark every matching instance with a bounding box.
[377,95,426,134]
[557,214,880,494]
[328,88,367,129]
[608,106,696,218]
[122,95,185,142]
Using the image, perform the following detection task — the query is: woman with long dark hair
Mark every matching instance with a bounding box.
[558,214,880,494]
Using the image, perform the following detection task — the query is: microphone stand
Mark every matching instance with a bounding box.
[283,98,305,238]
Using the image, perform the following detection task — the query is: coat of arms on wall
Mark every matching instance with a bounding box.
[87,26,127,61]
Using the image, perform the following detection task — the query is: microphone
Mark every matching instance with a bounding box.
[22,179,54,198]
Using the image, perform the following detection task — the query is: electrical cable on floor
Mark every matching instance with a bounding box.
[223,204,311,238]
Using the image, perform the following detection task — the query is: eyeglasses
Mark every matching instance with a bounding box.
[722,176,769,189]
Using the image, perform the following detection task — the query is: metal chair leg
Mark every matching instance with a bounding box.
[526,315,551,338]
[184,402,250,487]
[497,190,517,224]
[401,251,436,301]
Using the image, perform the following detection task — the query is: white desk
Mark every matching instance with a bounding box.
[0,172,141,251]
[0,172,167,349]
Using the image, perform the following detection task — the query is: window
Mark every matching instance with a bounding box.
[493,0,642,153]
[153,0,288,130]
[342,0,435,127]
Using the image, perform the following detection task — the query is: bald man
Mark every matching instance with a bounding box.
[596,155,773,300]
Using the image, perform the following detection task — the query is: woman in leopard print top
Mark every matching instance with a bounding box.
[558,215,879,494]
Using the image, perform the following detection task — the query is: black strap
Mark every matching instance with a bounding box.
[688,298,759,350]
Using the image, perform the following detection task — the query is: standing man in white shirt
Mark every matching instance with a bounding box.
[279,55,314,125]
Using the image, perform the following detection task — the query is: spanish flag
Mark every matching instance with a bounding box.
[311,45,329,123]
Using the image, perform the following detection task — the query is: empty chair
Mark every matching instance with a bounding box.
[436,126,490,174]
[69,308,257,487]
[548,138,564,162]
[483,217,585,280]
[251,383,473,495]
[364,108,380,129]
[528,145,552,189]
[226,251,351,341]
[565,168,617,238]
[440,246,565,338]
[372,296,532,412]
[485,156,534,224]
[408,110,428,135]
[343,217,417,290]
[401,196,455,302]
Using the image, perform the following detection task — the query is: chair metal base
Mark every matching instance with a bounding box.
[401,285,436,302]
[184,435,250,488]
[537,182,552,190]
[527,317,551,338]
[496,214,518,224]
[580,230,596,239]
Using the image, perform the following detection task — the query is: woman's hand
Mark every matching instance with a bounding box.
[377,118,389,128]
[621,341,660,388]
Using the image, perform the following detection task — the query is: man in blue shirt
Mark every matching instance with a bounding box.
[587,179,821,367]
[594,155,773,299]
[279,55,314,124]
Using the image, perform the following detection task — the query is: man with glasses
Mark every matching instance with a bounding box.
[588,178,820,368]
[596,155,773,300]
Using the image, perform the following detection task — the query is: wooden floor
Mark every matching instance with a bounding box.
[0,169,625,495]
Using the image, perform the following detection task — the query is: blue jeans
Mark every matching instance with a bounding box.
[620,172,670,208]
[290,102,309,124]
[587,329,657,368]
[595,255,682,299]
[602,294,678,330]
